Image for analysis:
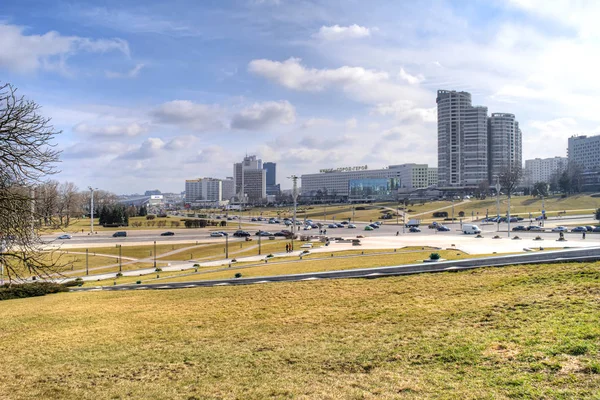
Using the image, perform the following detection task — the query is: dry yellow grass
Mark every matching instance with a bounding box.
[1,262,599,399]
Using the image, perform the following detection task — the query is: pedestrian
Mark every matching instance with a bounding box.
[285,243,289,252]
[396,231,399,236]
[324,229,327,235]
[583,231,586,239]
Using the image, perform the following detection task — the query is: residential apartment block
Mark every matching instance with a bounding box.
[524,157,568,185]
[184,178,222,204]
[233,155,267,202]
[568,135,600,171]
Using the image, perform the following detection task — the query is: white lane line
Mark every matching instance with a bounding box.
[253,280,270,284]
[213,283,230,286]
[183,284,198,288]
[365,273,382,276]
[155,286,172,289]
[301,277,320,281]
[135,287,148,290]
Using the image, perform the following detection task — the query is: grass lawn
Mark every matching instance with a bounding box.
[1,262,600,399]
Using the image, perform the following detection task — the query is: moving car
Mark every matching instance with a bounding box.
[273,232,287,237]
[527,226,543,231]
[112,231,127,237]
[256,231,274,236]
[364,225,374,231]
[160,231,175,236]
[368,223,379,229]
[462,224,481,234]
[57,234,71,239]
[251,218,257,222]
[328,224,338,228]
[593,226,600,232]
[551,226,568,232]
[347,224,357,229]
[436,225,450,232]
[409,227,421,233]
[512,226,527,231]
[585,226,594,232]
[303,225,312,230]
[210,232,225,237]
[336,223,344,228]
[571,226,587,233]
[233,230,250,237]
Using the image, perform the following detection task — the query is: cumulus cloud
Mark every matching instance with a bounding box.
[398,68,424,85]
[152,100,224,132]
[0,23,129,73]
[230,100,296,130]
[118,137,166,160]
[314,24,371,41]
[73,122,148,137]
[372,100,436,123]
[62,142,124,159]
[105,63,145,79]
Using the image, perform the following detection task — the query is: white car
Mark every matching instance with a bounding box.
[551,226,568,232]
[347,224,357,229]
[300,243,313,248]
[303,225,312,230]
[210,232,225,237]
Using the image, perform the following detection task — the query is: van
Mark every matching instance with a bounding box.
[462,224,481,234]
[112,231,127,237]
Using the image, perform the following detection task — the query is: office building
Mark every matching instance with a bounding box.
[184,178,222,204]
[568,135,600,171]
[389,164,437,190]
[263,162,280,195]
[524,157,568,185]
[488,113,522,181]
[437,90,489,187]
[437,90,523,188]
[348,178,399,202]
[233,155,266,202]
[221,177,235,201]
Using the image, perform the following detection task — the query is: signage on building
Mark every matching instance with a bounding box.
[319,165,368,173]
[150,195,164,200]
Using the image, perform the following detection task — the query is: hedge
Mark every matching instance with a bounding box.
[0,282,69,301]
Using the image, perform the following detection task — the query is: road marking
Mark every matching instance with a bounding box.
[135,287,148,290]
[155,286,172,289]
[301,277,320,281]
[365,273,382,276]
[183,284,198,288]
[213,283,230,286]
[444,266,464,270]
[253,280,270,284]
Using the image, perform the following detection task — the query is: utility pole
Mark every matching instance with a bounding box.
[258,234,261,255]
[86,248,89,276]
[288,175,299,252]
[495,176,501,232]
[153,240,157,269]
[119,244,122,272]
[88,187,96,234]
[541,195,545,227]
[225,234,229,258]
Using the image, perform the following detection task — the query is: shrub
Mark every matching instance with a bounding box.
[493,235,501,239]
[512,236,521,240]
[476,234,483,238]
[234,273,242,278]
[458,211,465,217]
[534,236,543,240]
[155,268,162,272]
[193,263,200,267]
[146,214,156,220]
[433,211,448,218]
[231,259,237,263]
[116,272,123,277]
[136,280,142,284]
[355,206,366,210]
[266,254,274,258]
[429,252,441,260]
[0,282,69,301]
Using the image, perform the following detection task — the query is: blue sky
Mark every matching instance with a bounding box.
[2,0,600,193]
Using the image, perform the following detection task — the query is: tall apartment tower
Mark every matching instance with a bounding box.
[263,162,280,195]
[437,90,489,187]
[488,113,522,182]
[184,178,222,203]
[233,155,266,202]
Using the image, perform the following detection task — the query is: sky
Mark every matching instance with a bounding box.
[2,0,600,194]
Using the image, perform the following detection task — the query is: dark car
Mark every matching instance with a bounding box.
[585,226,594,232]
[571,226,587,233]
[512,226,527,231]
[328,224,338,228]
[369,224,380,229]
[233,230,250,237]
[527,226,543,231]
[251,218,257,222]
[256,231,274,236]
[437,225,450,232]
[112,231,127,237]
[409,227,421,233]
[593,226,600,232]
[160,231,175,236]
[336,223,344,228]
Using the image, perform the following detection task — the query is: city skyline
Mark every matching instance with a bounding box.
[2,1,600,193]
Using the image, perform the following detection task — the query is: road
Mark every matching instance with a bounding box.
[70,246,600,292]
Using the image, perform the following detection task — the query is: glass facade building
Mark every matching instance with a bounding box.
[348,178,398,201]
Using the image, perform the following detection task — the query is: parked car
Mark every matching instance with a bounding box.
[527,226,543,231]
[551,226,568,232]
[436,225,450,232]
[347,224,357,229]
[57,234,72,239]
[536,215,547,220]
[210,232,225,237]
[571,226,587,233]
[300,243,313,249]
[311,224,320,229]
[340,221,349,225]
[233,230,250,237]
[112,231,127,237]
[409,227,421,233]
[160,231,175,236]
[512,226,527,231]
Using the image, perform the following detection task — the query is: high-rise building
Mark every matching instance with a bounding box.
[437,90,523,188]
[184,178,222,204]
[437,90,489,187]
[233,155,266,202]
[221,177,235,201]
[488,113,522,181]
[568,135,600,171]
[524,157,568,185]
[263,162,280,195]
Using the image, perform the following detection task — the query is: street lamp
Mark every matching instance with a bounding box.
[88,187,97,233]
[153,240,157,269]
[288,175,299,252]
[118,244,122,272]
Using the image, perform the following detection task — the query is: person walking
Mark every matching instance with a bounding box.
[285,243,289,252]
[583,231,586,240]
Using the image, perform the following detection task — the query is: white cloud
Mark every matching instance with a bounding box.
[314,24,371,41]
[73,122,148,137]
[398,68,424,85]
[105,63,145,79]
[372,100,436,123]
[230,100,296,130]
[0,23,129,73]
[152,100,224,132]
[345,118,358,129]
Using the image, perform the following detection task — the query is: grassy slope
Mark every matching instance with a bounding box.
[1,262,599,399]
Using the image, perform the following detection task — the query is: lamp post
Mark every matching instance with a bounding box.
[118,244,122,272]
[88,187,97,233]
[153,240,156,269]
[85,248,89,276]
[495,177,501,232]
[258,233,261,255]
[225,233,229,259]
[288,175,299,252]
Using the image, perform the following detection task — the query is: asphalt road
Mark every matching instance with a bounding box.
[44,214,598,248]
[70,246,600,292]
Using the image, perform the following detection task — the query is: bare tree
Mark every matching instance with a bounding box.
[57,182,79,226]
[498,165,523,236]
[0,82,63,281]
